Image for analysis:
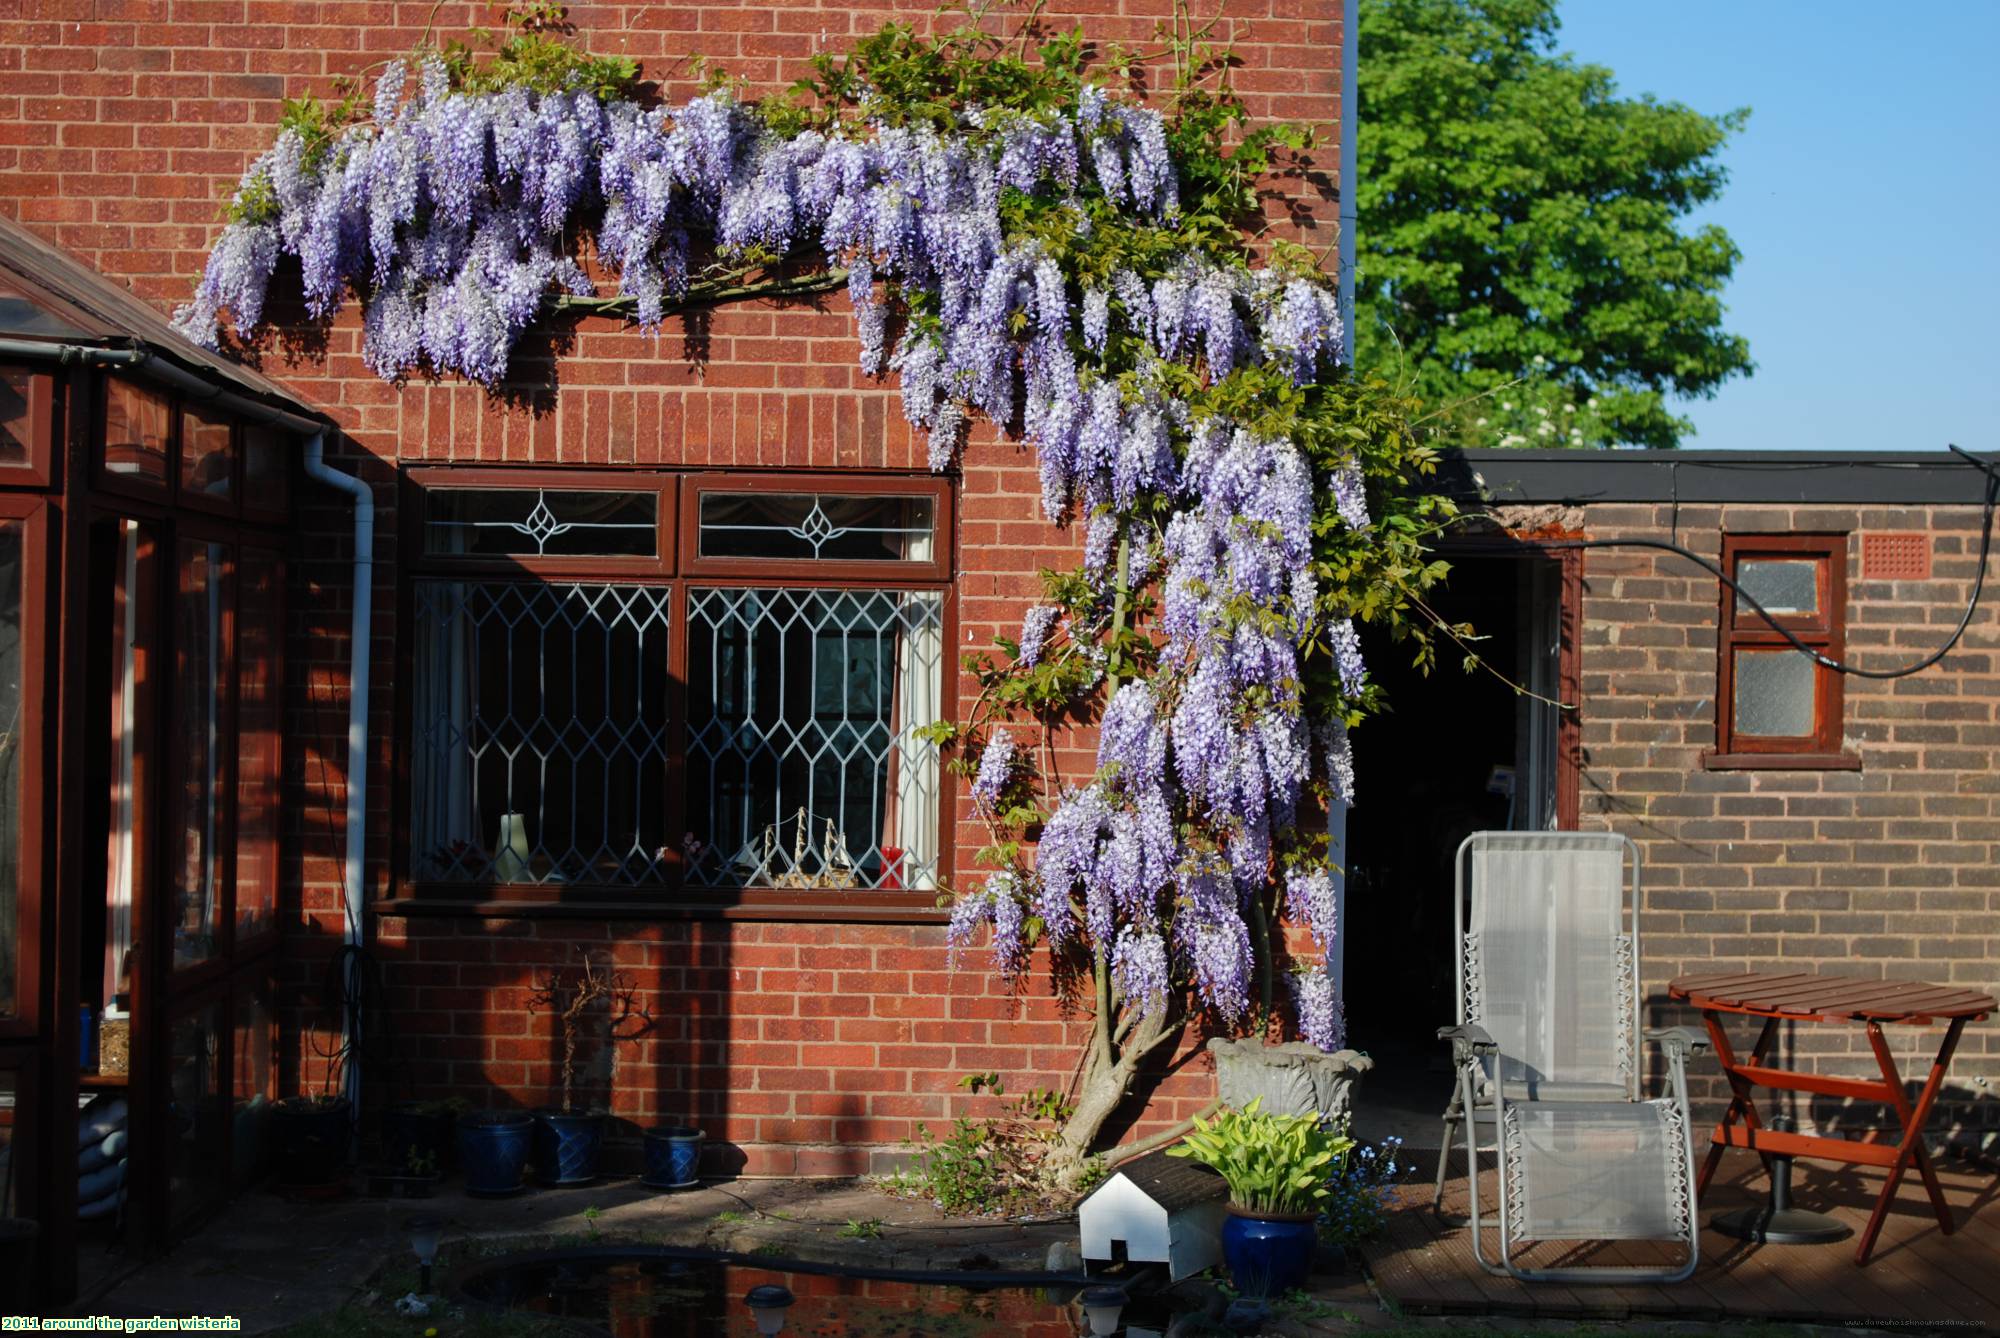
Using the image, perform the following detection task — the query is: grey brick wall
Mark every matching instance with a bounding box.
[1500,501,2000,1149]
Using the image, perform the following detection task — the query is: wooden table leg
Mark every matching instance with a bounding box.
[1697,1011,1776,1198]
[1864,1021,1954,1231]
[1854,1017,1968,1266]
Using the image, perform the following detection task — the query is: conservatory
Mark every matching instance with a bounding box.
[0,214,319,1298]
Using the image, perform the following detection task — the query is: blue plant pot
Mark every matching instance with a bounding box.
[1221,1206,1320,1298]
[642,1126,704,1189]
[458,1111,534,1196]
[532,1110,604,1186]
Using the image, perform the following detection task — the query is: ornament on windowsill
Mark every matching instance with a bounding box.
[761,807,858,890]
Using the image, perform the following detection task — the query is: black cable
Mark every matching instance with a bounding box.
[1531,445,1999,682]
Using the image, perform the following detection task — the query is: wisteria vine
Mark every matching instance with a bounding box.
[175,15,1455,1061]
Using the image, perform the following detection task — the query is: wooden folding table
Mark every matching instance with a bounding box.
[1667,970,1994,1266]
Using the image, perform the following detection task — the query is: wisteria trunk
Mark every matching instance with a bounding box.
[1048,1003,1180,1188]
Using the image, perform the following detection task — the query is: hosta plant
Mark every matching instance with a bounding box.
[1167,1098,1353,1217]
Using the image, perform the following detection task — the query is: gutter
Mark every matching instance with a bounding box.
[0,336,327,437]
[301,434,374,1118]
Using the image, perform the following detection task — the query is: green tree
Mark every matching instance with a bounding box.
[1356,0,1752,449]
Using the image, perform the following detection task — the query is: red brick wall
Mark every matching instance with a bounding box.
[1534,500,2000,1145]
[0,1,1346,1171]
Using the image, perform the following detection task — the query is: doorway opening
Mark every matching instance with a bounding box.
[1343,549,1573,1149]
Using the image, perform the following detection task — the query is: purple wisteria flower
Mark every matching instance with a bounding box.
[1017,604,1060,669]
[972,728,1017,813]
[1290,965,1347,1052]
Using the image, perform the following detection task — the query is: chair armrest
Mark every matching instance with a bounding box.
[1644,1026,1711,1056]
[1438,1023,1499,1057]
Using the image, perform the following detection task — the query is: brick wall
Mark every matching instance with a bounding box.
[0,0,1345,1171]
[1528,500,2000,1145]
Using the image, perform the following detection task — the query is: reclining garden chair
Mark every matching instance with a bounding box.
[1433,831,1707,1283]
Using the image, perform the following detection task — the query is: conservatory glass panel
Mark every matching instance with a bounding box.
[235,550,281,940]
[181,405,234,501]
[0,521,19,1017]
[103,376,169,485]
[0,369,32,467]
[424,489,657,558]
[173,540,227,971]
[167,1002,224,1222]
[697,493,935,563]
[683,587,943,891]
[242,424,289,513]
[410,581,672,885]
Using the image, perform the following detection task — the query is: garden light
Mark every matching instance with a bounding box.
[1079,1284,1127,1335]
[744,1283,795,1335]
[402,1215,444,1293]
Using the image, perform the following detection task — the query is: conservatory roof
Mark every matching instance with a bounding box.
[0,214,327,429]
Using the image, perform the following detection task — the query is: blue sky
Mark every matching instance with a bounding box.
[1551,2,1998,453]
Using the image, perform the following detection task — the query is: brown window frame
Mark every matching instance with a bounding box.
[392,467,958,921]
[1706,532,1857,770]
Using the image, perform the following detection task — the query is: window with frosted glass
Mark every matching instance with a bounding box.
[174,540,227,970]
[104,376,169,485]
[0,521,20,1018]
[1715,534,1846,761]
[683,588,943,891]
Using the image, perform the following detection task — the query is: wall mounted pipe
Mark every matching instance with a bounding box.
[301,432,373,1116]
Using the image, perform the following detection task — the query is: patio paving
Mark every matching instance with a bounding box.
[1362,1147,2000,1330]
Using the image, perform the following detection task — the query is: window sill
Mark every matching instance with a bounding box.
[377,888,948,924]
[1701,750,1861,772]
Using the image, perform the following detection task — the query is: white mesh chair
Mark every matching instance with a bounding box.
[1433,831,1706,1283]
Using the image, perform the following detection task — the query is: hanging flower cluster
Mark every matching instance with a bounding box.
[178,23,1450,1055]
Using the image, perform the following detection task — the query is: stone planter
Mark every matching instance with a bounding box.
[1207,1038,1372,1125]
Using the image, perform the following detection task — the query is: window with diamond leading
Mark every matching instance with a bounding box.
[1708,533,1854,769]
[403,469,952,909]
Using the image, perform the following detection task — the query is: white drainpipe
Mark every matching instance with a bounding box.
[301,433,373,1114]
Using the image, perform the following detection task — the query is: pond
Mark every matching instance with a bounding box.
[456,1245,1185,1336]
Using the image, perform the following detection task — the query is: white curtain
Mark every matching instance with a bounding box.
[891,591,943,890]
[411,582,475,873]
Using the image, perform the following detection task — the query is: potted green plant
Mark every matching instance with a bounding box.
[1167,1099,1352,1297]
[528,951,630,1186]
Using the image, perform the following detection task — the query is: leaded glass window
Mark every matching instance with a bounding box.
[697,492,935,562]
[411,582,673,885]
[425,489,658,557]
[683,588,944,892]
[405,471,953,902]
